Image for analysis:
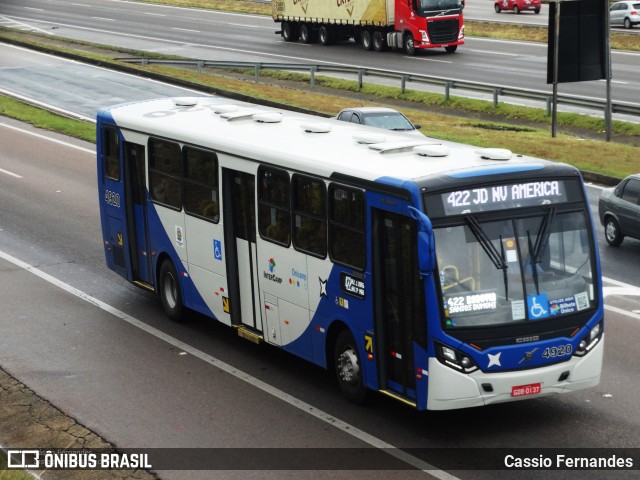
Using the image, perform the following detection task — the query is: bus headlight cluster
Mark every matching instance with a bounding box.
[574,322,602,357]
[435,342,478,373]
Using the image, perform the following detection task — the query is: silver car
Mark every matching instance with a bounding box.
[610,1,640,29]
[335,107,423,138]
[598,174,640,246]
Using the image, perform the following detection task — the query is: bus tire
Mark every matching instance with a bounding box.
[334,329,367,404]
[159,259,184,322]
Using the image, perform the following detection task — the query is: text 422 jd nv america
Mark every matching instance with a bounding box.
[97,97,603,411]
[273,0,464,54]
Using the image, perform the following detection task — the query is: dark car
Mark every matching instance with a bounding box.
[335,107,423,138]
[598,174,640,246]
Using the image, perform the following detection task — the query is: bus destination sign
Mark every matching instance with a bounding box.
[440,180,569,215]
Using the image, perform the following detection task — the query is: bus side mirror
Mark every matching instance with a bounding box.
[408,207,436,276]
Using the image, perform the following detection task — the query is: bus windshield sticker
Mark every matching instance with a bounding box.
[340,272,365,299]
[511,300,526,321]
[445,292,497,315]
[575,292,590,311]
[527,294,550,320]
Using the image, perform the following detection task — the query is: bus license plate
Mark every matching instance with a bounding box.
[511,383,541,397]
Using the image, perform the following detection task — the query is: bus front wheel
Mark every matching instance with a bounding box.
[159,259,184,322]
[334,330,367,404]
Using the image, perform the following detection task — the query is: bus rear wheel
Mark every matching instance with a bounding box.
[159,259,184,322]
[334,330,367,404]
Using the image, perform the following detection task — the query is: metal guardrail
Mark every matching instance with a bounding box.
[118,58,640,121]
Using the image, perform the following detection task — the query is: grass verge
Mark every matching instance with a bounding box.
[0,452,34,480]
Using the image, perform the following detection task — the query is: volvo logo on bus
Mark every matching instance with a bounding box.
[516,335,540,344]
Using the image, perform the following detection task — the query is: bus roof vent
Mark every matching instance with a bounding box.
[220,109,262,121]
[353,133,387,144]
[369,140,430,154]
[172,97,199,107]
[476,148,512,161]
[213,104,239,114]
[301,122,331,134]
[414,144,449,157]
[253,112,283,123]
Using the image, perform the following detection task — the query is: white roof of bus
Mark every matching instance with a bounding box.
[102,97,557,183]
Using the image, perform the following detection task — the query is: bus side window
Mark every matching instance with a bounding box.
[104,126,120,181]
[329,184,365,270]
[149,138,182,210]
[258,167,291,246]
[292,175,327,258]
[183,147,219,223]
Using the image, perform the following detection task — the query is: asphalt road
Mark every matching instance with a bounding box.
[1,0,639,112]
[1,40,640,479]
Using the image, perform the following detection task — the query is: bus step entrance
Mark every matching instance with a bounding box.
[133,280,155,292]
[235,326,264,345]
[378,389,417,408]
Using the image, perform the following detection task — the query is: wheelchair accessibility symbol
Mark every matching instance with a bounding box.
[527,294,549,319]
[213,239,222,261]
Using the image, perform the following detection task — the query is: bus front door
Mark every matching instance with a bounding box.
[373,210,425,401]
[123,142,153,287]
[222,169,263,333]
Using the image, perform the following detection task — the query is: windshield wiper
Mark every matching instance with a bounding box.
[465,217,509,299]
[527,230,540,295]
[532,207,556,267]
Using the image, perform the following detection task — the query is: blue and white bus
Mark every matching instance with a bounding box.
[97,97,604,410]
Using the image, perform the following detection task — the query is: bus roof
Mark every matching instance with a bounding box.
[98,97,572,186]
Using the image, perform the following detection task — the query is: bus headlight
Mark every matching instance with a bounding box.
[435,342,478,373]
[574,322,602,357]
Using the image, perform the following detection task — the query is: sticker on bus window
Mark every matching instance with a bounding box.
[527,294,549,320]
[511,300,525,321]
[549,296,577,316]
[575,292,590,311]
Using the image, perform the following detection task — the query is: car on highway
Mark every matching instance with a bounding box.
[598,174,640,246]
[494,0,541,14]
[335,107,423,138]
[610,1,640,29]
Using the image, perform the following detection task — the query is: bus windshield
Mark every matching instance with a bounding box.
[434,210,595,329]
[415,0,463,14]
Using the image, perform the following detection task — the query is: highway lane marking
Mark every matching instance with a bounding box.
[0,123,94,155]
[143,13,166,17]
[0,167,22,179]
[465,49,519,57]
[91,17,116,21]
[0,249,458,480]
[23,7,45,12]
[605,305,640,321]
[404,57,453,64]
[0,15,53,35]
[171,28,200,33]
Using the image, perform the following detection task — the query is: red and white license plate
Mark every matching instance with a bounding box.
[511,383,542,397]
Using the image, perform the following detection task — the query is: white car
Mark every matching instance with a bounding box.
[335,107,423,138]
[610,1,640,29]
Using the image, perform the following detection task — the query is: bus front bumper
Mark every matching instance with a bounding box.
[426,334,604,410]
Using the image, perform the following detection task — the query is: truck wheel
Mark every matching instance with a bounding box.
[373,31,387,52]
[495,4,501,12]
[319,25,334,45]
[159,259,184,322]
[300,24,316,44]
[514,5,520,14]
[604,217,624,246]
[334,330,367,404]
[403,33,416,56]
[361,30,373,50]
[534,8,540,14]
[282,22,299,42]
[445,45,458,53]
